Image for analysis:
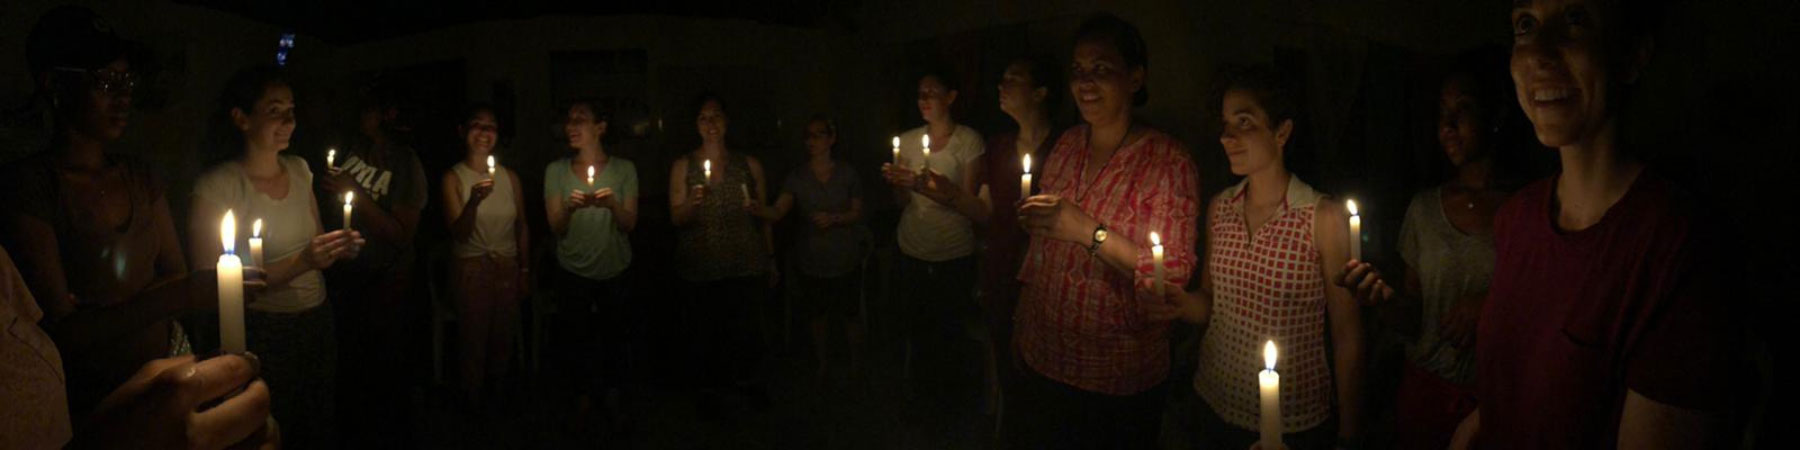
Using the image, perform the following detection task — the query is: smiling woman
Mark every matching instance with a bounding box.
[1456,0,1748,448]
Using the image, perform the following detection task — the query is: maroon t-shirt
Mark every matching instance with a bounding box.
[1476,172,1741,448]
[978,129,1057,313]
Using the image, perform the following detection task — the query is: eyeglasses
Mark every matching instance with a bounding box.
[52,67,138,95]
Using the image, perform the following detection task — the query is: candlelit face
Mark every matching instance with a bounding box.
[565,103,607,149]
[233,82,297,153]
[60,58,134,142]
[463,109,499,156]
[1510,0,1646,149]
[916,75,957,125]
[804,119,835,158]
[1219,89,1292,176]
[998,61,1046,119]
[1438,75,1490,167]
[1069,39,1143,127]
[695,99,728,144]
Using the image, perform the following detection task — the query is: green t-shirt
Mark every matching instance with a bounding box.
[544,157,637,280]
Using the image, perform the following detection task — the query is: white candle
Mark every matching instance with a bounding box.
[217,210,246,353]
[703,159,713,184]
[249,218,264,268]
[891,136,901,163]
[1259,340,1283,450]
[920,134,931,172]
[1149,231,1165,297]
[342,191,355,232]
[1020,154,1033,197]
[1346,199,1362,262]
[486,155,496,179]
[325,148,336,171]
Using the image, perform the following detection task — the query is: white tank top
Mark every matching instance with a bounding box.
[451,162,519,259]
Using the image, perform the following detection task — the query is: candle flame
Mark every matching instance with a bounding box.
[326,148,336,163]
[703,159,711,173]
[486,155,496,171]
[1264,340,1278,370]
[921,134,930,149]
[892,136,900,148]
[221,210,236,254]
[1345,199,1359,216]
[1022,154,1032,174]
[344,191,354,206]
[1149,231,1161,246]
[252,218,263,238]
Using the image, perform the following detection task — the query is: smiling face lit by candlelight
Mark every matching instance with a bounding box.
[1264,340,1278,370]
[221,210,237,254]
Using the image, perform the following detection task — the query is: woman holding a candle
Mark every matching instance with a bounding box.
[669,92,774,416]
[1147,64,1364,450]
[441,104,530,409]
[189,65,364,449]
[879,67,987,400]
[543,98,638,426]
[1011,14,1199,449]
[746,115,868,381]
[1332,50,1520,450]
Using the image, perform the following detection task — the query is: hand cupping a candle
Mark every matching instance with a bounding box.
[1137,277,1208,324]
[1017,194,1099,244]
[591,187,618,210]
[467,178,496,205]
[880,161,919,189]
[1337,260,1395,306]
[71,353,276,450]
[302,229,364,270]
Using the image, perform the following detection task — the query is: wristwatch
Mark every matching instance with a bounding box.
[1087,225,1109,257]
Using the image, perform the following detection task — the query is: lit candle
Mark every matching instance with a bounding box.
[1020,154,1033,197]
[587,165,596,191]
[891,136,900,163]
[249,218,265,268]
[1259,340,1283,450]
[703,159,713,184]
[1149,231,1165,297]
[217,210,246,353]
[325,147,337,171]
[1346,199,1362,262]
[486,155,496,179]
[920,134,931,172]
[342,191,355,232]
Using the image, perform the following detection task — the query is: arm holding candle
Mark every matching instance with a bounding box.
[441,169,496,242]
[1315,199,1366,444]
[187,195,360,292]
[669,156,706,227]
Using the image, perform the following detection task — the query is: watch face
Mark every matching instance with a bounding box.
[1094,228,1109,243]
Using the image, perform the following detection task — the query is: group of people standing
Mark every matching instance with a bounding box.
[2,1,1751,449]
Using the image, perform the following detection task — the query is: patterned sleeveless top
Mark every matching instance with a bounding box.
[1196,175,1333,432]
[675,152,769,281]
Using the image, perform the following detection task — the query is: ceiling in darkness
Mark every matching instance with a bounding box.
[175,0,861,45]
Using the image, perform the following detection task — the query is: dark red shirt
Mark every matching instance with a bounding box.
[1477,172,1741,448]
[978,129,1057,312]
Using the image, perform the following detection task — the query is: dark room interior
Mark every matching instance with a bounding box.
[1,1,1792,449]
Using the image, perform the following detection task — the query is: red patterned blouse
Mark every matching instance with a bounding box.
[1015,125,1200,395]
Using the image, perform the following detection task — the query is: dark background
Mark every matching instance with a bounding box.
[2,1,1791,448]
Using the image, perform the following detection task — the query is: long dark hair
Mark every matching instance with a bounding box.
[200,65,289,166]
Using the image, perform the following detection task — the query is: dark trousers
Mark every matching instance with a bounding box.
[551,266,629,396]
[248,303,337,450]
[896,254,978,390]
[685,275,765,389]
[1013,367,1168,450]
[332,267,417,449]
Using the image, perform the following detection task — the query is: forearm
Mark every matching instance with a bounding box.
[948,189,990,225]
[48,275,193,355]
[1333,336,1366,439]
[260,250,317,288]
[448,199,481,241]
